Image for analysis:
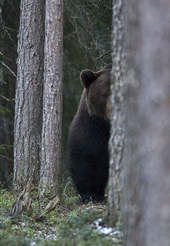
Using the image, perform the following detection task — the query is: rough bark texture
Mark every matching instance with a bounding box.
[39,0,63,197]
[124,1,170,246]
[107,0,126,225]
[13,0,44,190]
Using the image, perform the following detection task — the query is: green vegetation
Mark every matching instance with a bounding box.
[0,189,122,246]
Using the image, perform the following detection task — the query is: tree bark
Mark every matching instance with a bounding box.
[124,1,170,246]
[39,0,63,197]
[13,0,44,190]
[107,0,126,225]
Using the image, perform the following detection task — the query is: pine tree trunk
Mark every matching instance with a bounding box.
[39,0,63,197]
[13,0,44,190]
[124,1,170,246]
[107,0,126,225]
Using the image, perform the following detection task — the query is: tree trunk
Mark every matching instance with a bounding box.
[124,1,170,246]
[13,0,44,190]
[107,0,126,226]
[39,0,63,197]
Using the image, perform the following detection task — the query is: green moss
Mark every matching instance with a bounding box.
[60,176,81,209]
[0,236,30,246]
[0,189,122,246]
[0,189,15,209]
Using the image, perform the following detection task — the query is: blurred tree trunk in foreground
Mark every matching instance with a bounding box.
[39,0,63,197]
[13,0,44,190]
[123,1,170,246]
[107,0,126,225]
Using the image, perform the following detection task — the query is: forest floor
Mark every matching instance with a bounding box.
[0,188,123,246]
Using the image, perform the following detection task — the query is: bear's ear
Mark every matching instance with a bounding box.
[80,70,98,88]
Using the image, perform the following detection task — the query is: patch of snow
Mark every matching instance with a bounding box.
[31,226,58,245]
[45,233,57,240]
[111,230,123,236]
[19,222,26,227]
[31,242,36,246]
[93,218,123,244]
[99,227,113,235]
[93,218,115,235]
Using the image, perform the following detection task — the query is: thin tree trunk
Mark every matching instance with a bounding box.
[107,0,126,226]
[39,0,63,197]
[13,0,44,190]
[124,1,170,246]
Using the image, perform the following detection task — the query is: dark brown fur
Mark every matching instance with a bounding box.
[67,64,112,202]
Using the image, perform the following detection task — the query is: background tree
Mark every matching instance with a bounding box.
[123,1,170,246]
[38,0,63,197]
[106,0,126,226]
[13,0,44,190]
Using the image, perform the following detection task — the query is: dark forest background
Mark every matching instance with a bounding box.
[0,0,112,187]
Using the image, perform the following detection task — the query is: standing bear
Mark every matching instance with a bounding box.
[67,64,112,202]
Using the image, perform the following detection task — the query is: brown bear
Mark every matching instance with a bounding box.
[67,64,112,202]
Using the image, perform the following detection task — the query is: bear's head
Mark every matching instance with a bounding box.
[80,64,112,120]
